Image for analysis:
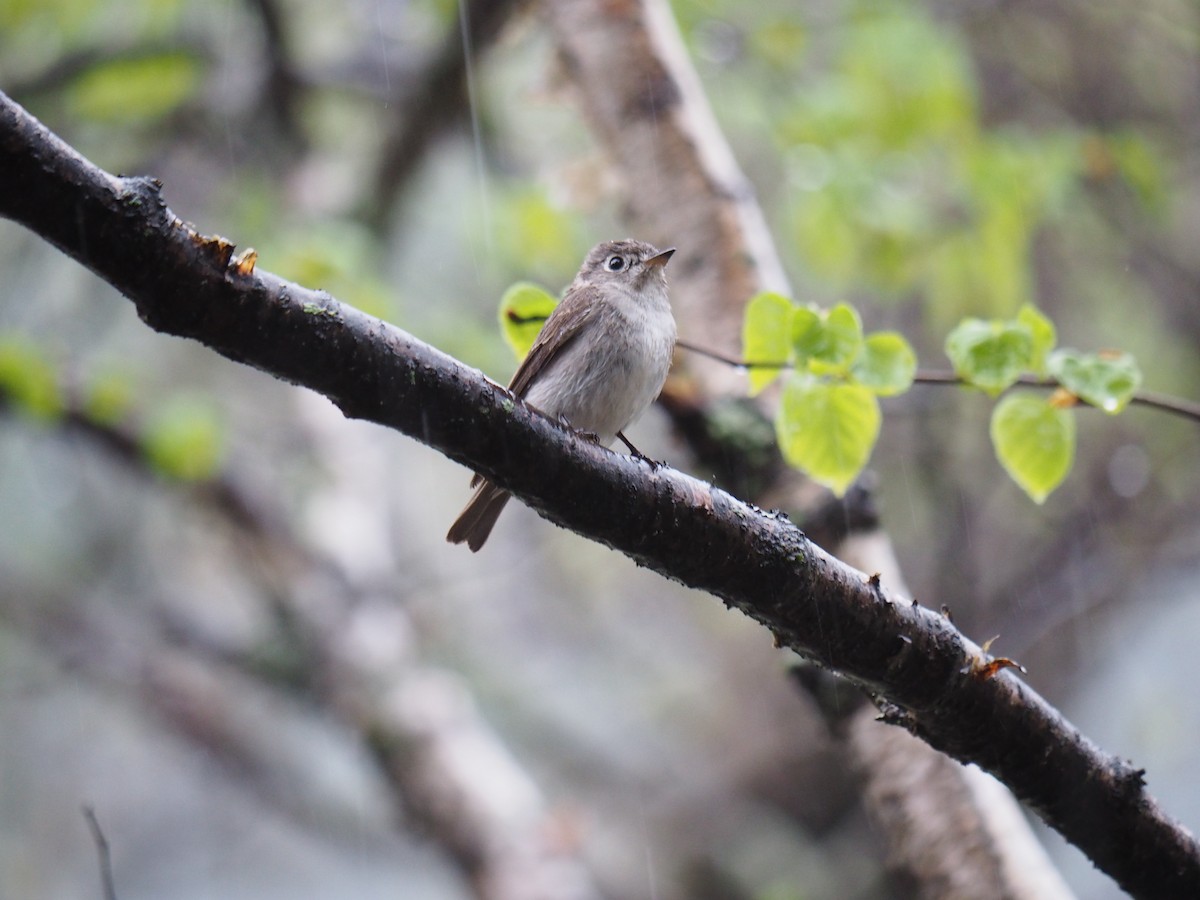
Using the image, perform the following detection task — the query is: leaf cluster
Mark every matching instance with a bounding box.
[945,306,1142,502]
[0,335,225,481]
[742,293,915,495]
[741,297,1146,503]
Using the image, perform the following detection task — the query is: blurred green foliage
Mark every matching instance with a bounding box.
[491,187,588,284]
[65,51,201,123]
[82,368,136,425]
[267,222,396,323]
[683,1,1170,343]
[0,334,226,482]
[141,395,225,481]
[776,7,1079,318]
[0,335,62,420]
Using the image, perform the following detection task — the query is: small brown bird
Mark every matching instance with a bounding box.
[446,239,677,551]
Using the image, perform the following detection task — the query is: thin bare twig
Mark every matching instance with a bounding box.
[912,370,1200,423]
[674,339,1200,424]
[81,805,118,900]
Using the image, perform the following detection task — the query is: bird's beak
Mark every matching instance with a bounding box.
[644,247,676,269]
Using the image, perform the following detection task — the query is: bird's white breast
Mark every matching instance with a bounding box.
[524,283,675,444]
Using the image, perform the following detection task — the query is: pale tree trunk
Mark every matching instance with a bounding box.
[538,1,1076,896]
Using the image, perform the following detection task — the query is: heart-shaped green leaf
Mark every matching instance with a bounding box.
[1047,349,1142,414]
[498,282,557,361]
[792,303,863,373]
[1017,304,1056,374]
[990,392,1075,503]
[742,292,795,394]
[851,331,917,396]
[776,374,880,496]
[945,317,1034,395]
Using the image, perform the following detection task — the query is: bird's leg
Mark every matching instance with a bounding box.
[617,430,665,469]
[558,414,601,444]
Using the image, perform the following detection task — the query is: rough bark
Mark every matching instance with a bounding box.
[2,90,1197,898]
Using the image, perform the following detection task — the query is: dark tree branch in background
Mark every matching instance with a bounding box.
[361,0,525,228]
[245,0,306,145]
[2,92,1197,898]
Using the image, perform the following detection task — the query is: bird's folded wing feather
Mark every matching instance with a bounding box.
[508,286,599,398]
[466,288,600,490]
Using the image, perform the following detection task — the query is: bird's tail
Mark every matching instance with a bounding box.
[446,480,511,552]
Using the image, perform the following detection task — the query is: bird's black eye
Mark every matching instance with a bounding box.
[606,255,626,272]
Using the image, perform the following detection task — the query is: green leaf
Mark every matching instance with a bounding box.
[67,52,202,124]
[792,188,859,285]
[851,331,917,396]
[750,18,808,71]
[792,303,863,373]
[1017,305,1056,374]
[142,397,225,481]
[944,317,1033,395]
[1106,132,1166,214]
[776,374,880,496]
[498,282,557,361]
[82,370,134,425]
[742,292,794,394]
[0,336,62,419]
[790,307,822,357]
[1047,349,1142,414]
[990,392,1075,503]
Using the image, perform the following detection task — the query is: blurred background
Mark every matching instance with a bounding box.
[1,0,1198,897]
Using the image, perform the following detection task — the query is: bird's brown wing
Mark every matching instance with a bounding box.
[507,284,600,398]
[465,286,599,491]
